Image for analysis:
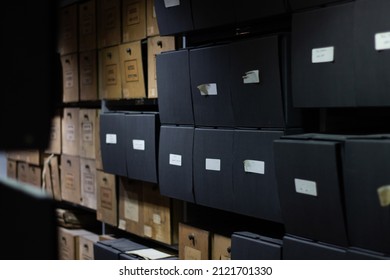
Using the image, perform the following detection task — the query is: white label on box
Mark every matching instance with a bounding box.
[312,46,334,63]
[126,248,173,260]
[243,160,265,175]
[153,213,161,225]
[243,70,260,84]
[144,225,153,238]
[197,83,218,96]
[105,134,117,144]
[83,173,95,193]
[205,158,221,171]
[66,124,75,141]
[119,219,126,230]
[65,71,74,88]
[164,0,180,8]
[295,178,318,197]
[82,122,93,142]
[169,154,182,166]
[377,185,390,207]
[125,192,139,222]
[375,32,390,51]
[132,139,145,151]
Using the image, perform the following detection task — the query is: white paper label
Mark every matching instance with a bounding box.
[118,219,126,230]
[66,124,75,141]
[125,192,139,222]
[105,134,117,144]
[295,178,318,197]
[153,213,161,225]
[82,122,93,142]
[205,158,221,171]
[126,248,172,260]
[144,225,152,238]
[243,160,265,175]
[312,47,334,63]
[197,83,218,96]
[132,139,145,151]
[377,185,390,207]
[169,154,182,166]
[164,0,180,8]
[375,32,390,51]
[243,70,260,84]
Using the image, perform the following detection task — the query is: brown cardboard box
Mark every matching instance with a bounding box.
[58,4,78,55]
[7,152,19,161]
[212,234,231,260]
[43,155,62,201]
[79,0,97,51]
[61,54,80,103]
[95,110,103,170]
[79,109,98,159]
[119,41,146,99]
[61,154,81,205]
[146,0,159,36]
[147,36,175,98]
[79,51,98,101]
[58,227,96,260]
[122,0,146,43]
[80,158,97,210]
[45,115,62,155]
[98,0,121,48]
[7,160,17,179]
[62,108,80,156]
[78,233,100,260]
[17,162,29,184]
[118,178,144,236]
[24,150,42,166]
[142,182,181,245]
[28,165,42,188]
[179,223,210,260]
[96,170,117,226]
[99,46,122,99]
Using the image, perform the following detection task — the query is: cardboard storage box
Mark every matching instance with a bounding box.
[146,0,159,36]
[61,155,81,205]
[58,4,78,55]
[154,0,193,35]
[212,234,231,260]
[79,0,97,51]
[179,223,210,260]
[45,115,62,155]
[96,170,117,226]
[79,51,98,101]
[79,109,98,159]
[24,150,42,166]
[80,158,97,210]
[95,110,103,170]
[99,46,122,99]
[28,165,42,188]
[122,0,146,42]
[62,108,80,156]
[61,54,79,103]
[98,0,121,48]
[17,162,29,184]
[78,233,100,260]
[58,227,96,260]
[94,238,147,260]
[43,155,62,201]
[7,160,17,179]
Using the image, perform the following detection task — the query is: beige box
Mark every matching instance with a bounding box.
[80,158,97,210]
[147,36,175,98]
[24,150,42,166]
[99,46,122,99]
[96,170,117,226]
[58,4,78,55]
[7,160,17,179]
[212,234,231,260]
[17,162,29,184]
[95,110,103,170]
[61,54,80,103]
[118,178,144,236]
[79,109,98,159]
[179,223,210,260]
[62,108,80,156]
[58,227,95,260]
[43,155,61,200]
[98,0,121,48]
[45,115,62,155]
[80,51,98,101]
[142,182,181,245]
[61,155,81,205]
[28,165,42,188]
[7,152,19,161]
[119,41,146,99]
[78,233,100,260]
[122,0,146,43]
[79,0,97,51]
[146,0,159,36]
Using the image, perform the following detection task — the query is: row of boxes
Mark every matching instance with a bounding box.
[58,0,159,54]
[274,134,390,255]
[6,160,42,188]
[156,35,301,128]
[58,227,100,260]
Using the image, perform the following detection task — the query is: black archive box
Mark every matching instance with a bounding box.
[125,113,159,184]
[289,0,350,11]
[283,235,347,260]
[231,232,283,260]
[154,0,193,35]
[156,49,194,125]
[191,0,234,30]
[274,134,349,246]
[344,136,390,254]
[292,2,355,107]
[346,248,390,260]
[235,0,286,23]
[94,238,147,260]
[158,126,194,203]
[100,113,127,177]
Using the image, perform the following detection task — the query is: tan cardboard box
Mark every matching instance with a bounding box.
[146,0,159,36]
[99,46,122,99]
[78,233,100,260]
[61,154,81,205]
[58,227,96,260]
[179,223,210,260]
[45,115,62,155]
[95,110,103,170]
[24,150,42,166]
[17,162,29,184]
[6,152,19,161]
[62,108,80,156]
[7,160,17,179]
[58,4,78,55]
[96,170,117,226]
[118,177,144,236]
[79,51,98,101]
[98,0,121,48]
[47,155,62,201]
[79,0,97,51]
[122,0,146,43]
[79,109,98,159]
[147,35,175,98]
[44,155,54,197]
[119,41,146,99]
[212,234,231,260]
[80,158,97,210]
[61,54,79,103]
[28,164,42,188]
